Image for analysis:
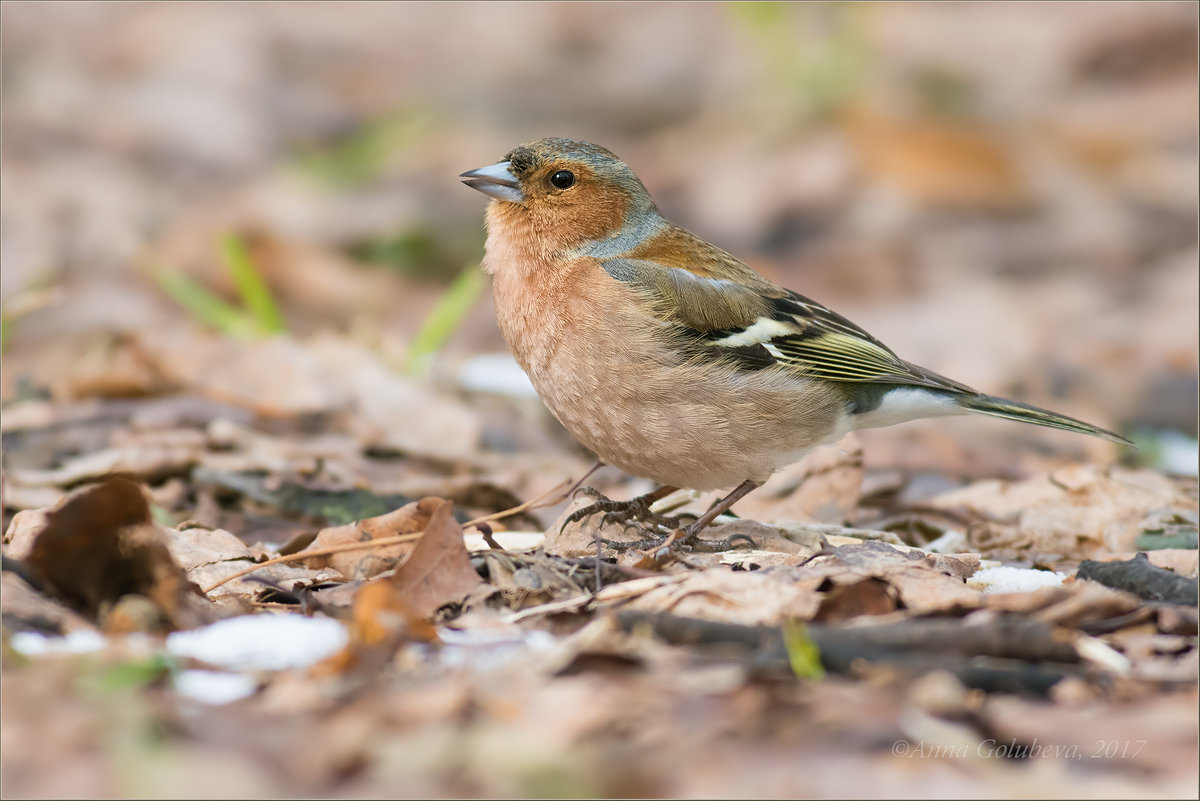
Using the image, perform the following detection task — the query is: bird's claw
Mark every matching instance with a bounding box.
[562,487,753,555]
[676,531,757,553]
[598,533,669,552]
[599,526,757,555]
[571,485,605,503]
[560,488,678,536]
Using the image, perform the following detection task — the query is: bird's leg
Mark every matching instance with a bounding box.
[676,479,760,552]
[561,484,685,535]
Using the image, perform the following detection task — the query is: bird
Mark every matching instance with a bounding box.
[460,137,1130,550]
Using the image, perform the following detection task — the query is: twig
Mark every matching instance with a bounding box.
[1077,553,1198,606]
[472,521,503,550]
[200,532,427,593]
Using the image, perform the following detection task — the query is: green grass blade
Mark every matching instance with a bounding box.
[781,618,825,680]
[407,264,486,373]
[148,266,255,338]
[220,233,285,335]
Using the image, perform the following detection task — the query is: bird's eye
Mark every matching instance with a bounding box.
[549,170,575,189]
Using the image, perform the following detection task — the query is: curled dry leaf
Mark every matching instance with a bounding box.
[384,498,483,619]
[14,475,217,631]
[315,499,483,676]
[299,496,448,580]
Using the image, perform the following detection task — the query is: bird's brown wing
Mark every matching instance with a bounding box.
[598,256,974,393]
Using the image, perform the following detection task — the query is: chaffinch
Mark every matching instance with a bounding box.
[461,137,1129,547]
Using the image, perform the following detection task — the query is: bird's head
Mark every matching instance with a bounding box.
[461,137,657,252]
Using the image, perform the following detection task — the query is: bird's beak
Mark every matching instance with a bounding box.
[460,161,524,204]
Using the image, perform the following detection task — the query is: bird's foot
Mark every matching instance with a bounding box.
[675,527,758,553]
[619,522,758,561]
[560,486,695,540]
[561,483,760,558]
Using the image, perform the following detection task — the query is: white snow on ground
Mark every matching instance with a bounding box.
[9,629,107,656]
[166,614,348,671]
[967,565,1068,593]
[173,670,258,705]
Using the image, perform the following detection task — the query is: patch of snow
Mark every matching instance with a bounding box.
[9,629,107,656]
[174,670,258,705]
[438,627,557,671]
[967,565,1067,593]
[166,614,347,671]
[463,530,544,552]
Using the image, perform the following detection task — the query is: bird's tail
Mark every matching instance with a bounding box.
[958,393,1132,446]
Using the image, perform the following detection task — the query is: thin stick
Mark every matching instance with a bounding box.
[201,532,427,593]
[200,478,574,595]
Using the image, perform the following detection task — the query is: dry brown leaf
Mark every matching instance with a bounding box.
[929,466,1195,559]
[313,577,441,677]
[0,571,96,635]
[164,523,339,601]
[299,496,446,580]
[15,476,217,631]
[307,337,483,461]
[165,524,256,570]
[813,577,900,623]
[142,331,344,417]
[625,569,824,625]
[981,581,1146,629]
[58,332,179,400]
[385,498,483,618]
[351,579,439,646]
[795,541,982,616]
[2,508,51,560]
[1029,582,1147,628]
[4,430,207,495]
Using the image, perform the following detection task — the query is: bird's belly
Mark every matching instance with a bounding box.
[525,351,846,490]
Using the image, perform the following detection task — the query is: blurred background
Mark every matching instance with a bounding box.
[2,1,1197,523]
[3,7,1197,796]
